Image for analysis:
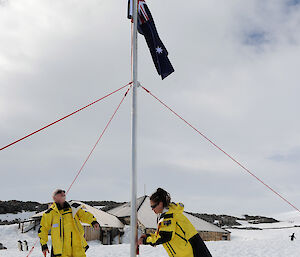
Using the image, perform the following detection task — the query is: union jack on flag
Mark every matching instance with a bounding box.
[128,0,149,23]
[127,0,174,80]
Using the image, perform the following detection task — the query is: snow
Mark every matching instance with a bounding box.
[0,212,36,222]
[120,226,143,244]
[93,206,105,209]
[274,211,300,224]
[0,212,300,257]
[235,210,300,230]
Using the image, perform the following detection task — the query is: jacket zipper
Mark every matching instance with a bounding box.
[62,214,65,245]
[71,232,73,247]
[59,217,62,238]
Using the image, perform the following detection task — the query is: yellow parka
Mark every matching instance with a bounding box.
[144,203,212,257]
[38,201,97,257]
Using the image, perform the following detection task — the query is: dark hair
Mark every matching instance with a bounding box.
[150,188,171,207]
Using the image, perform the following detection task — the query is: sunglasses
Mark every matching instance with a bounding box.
[55,190,66,196]
[151,202,159,209]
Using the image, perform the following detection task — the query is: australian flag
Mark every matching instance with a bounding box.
[128,0,174,80]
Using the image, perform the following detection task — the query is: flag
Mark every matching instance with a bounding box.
[128,0,175,80]
[128,0,133,19]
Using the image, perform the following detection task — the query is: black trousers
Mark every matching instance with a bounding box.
[189,234,212,257]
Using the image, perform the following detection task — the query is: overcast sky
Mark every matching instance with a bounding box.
[1,0,300,216]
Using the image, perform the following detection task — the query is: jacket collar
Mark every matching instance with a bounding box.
[50,201,71,214]
[49,201,83,218]
[158,207,169,221]
[57,201,70,210]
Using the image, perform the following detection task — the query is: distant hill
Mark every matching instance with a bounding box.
[187,212,279,227]
[0,200,48,214]
[0,200,279,227]
[81,200,126,211]
[0,200,124,216]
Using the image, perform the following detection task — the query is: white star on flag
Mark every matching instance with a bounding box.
[156,46,163,54]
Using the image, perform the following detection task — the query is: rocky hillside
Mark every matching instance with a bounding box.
[0,200,124,216]
[0,200,279,227]
[0,200,48,214]
[81,200,125,211]
[0,200,124,225]
[187,212,279,227]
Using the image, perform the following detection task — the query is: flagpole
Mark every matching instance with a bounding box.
[130,0,138,257]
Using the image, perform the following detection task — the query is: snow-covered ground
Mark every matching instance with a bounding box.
[0,212,36,222]
[0,211,300,257]
[236,211,300,230]
[92,205,105,210]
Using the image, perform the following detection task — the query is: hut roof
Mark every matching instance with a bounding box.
[72,201,124,228]
[108,196,228,233]
[31,210,46,219]
[107,196,147,218]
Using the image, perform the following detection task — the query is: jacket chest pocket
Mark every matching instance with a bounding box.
[51,216,62,236]
[51,222,61,238]
[62,212,73,227]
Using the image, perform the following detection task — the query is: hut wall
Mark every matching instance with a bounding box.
[198,231,230,241]
[84,227,123,245]
[84,226,100,241]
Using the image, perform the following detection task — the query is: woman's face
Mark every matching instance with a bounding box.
[150,200,164,214]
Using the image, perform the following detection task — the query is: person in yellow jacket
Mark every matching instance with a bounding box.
[138,188,212,257]
[38,189,100,257]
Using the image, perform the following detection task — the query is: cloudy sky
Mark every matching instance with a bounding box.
[1,0,300,216]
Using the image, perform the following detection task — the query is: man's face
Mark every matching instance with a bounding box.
[53,191,66,205]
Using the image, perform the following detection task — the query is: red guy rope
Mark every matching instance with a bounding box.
[66,85,132,194]
[1,82,132,152]
[25,240,38,257]
[26,85,131,257]
[141,85,300,214]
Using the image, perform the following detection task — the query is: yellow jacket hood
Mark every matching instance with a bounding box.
[167,202,185,214]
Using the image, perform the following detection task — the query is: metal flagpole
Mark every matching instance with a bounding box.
[130,0,138,257]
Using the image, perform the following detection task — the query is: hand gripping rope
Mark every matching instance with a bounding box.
[1,82,132,152]
[25,85,132,257]
[141,85,300,214]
